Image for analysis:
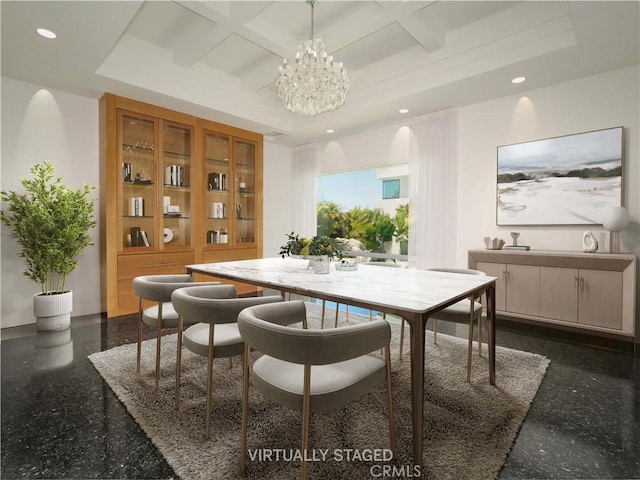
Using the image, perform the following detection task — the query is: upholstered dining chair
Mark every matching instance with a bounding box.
[424,268,486,382]
[171,284,282,440]
[238,300,396,480]
[132,274,220,390]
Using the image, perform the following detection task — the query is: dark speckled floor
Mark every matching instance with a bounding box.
[1,312,639,480]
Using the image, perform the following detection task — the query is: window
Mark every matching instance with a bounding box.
[382,179,400,199]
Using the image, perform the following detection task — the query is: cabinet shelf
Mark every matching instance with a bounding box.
[163,150,190,158]
[123,143,154,152]
[123,181,154,186]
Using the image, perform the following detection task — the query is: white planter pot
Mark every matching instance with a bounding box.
[33,291,73,331]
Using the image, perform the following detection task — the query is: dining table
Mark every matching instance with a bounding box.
[186,257,497,467]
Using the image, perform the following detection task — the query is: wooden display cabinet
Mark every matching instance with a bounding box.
[195,119,263,296]
[101,94,263,317]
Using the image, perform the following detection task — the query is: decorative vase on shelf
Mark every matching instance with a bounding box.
[582,231,598,253]
[311,255,331,274]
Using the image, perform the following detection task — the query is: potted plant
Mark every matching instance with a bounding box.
[1,161,98,331]
[308,235,344,274]
[279,232,309,258]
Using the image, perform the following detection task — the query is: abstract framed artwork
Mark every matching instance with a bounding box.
[496,127,623,226]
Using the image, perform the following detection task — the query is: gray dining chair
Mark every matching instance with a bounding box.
[171,284,282,440]
[132,274,220,389]
[238,300,396,480]
[424,268,486,382]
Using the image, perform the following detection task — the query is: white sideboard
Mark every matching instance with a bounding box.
[468,249,637,340]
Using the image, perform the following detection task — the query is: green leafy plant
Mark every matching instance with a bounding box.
[279,232,310,258]
[393,203,409,243]
[308,235,344,260]
[376,216,395,242]
[1,161,98,295]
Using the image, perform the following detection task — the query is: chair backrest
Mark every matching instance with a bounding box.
[132,274,195,303]
[238,300,391,365]
[171,284,282,325]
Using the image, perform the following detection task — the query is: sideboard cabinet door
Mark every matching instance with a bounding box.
[505,264,540,317]
[539,266,579,323]
[578,269,623,330]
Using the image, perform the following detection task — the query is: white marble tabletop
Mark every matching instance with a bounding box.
[188,256,498,466]
[187,257,496,316]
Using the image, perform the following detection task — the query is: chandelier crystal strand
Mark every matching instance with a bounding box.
[276,0,350,116]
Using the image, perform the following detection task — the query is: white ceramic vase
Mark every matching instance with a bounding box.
[33,290,73,331]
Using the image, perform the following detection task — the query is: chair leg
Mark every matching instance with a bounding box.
[334,304,340,328]
[433,319,438,345]
[205,324,216,440]
[466,320,473,383]
[175,316,184,410]
[466,297,474,383]
[137,298,143,372]
[346,305,350,322]
[301,365,311,480]
[478,316,483,357]
[399,318,405,361]
[155,303,163,390]
[320,300,326,329]
[384,346,397,458]
[240,344,251,474]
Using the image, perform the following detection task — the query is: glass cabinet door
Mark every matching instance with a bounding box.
[233,139,256,245]
[120,114,156,250]
[204,132,230,246]
[161,123,192,248]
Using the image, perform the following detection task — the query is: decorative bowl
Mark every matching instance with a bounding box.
[335,261,358,271]
[484,237,505,250]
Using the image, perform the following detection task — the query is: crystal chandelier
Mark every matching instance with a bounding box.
[276,0,350,116]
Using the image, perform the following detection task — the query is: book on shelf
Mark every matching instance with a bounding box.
[207,172,227,191]
[140,230,150,247]
[129,197,144,216]
[130,227,141,247]
[164,165,185,186]
[122,162,132,182]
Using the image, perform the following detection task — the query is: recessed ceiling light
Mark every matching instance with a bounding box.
[326,129,334,134]
[37,28,57,39]
[399,108,409,114]
[512,76,526,84]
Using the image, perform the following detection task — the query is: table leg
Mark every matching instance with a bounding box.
[409,314,426,467]
[486,284,496,386]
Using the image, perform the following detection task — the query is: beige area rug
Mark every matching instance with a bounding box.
[89,304,549,480]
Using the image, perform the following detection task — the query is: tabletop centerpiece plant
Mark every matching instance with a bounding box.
[279,231,310,258]
[0,161,97,331]
[308,235,344,274]
[279,233,345,274]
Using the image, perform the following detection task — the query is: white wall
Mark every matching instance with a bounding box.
[1,77,101,328]
[263,140,293,258]
[456,65,639,267]
[316,123,411,174]
[3,65,638,328]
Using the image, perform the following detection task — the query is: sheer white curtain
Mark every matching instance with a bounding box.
[408,108,458,269]
[290,143,318,237]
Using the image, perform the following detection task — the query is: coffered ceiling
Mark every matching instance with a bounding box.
[2,1,639,147]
